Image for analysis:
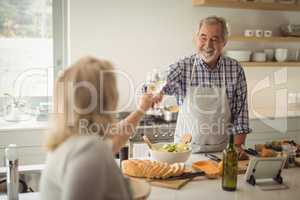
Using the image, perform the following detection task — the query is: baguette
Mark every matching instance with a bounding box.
[145,161,161,178]
[140,160,152,177]
[156,162,171,178]
[122,159,185,179]
[122,159,144,177]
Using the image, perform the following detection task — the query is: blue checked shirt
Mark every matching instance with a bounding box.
[162,54,251,135]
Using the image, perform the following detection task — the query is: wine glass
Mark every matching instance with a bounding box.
[147,69,167,95]
[145,69,167,115]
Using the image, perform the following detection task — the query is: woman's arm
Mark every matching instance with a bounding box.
[110,94,155,154]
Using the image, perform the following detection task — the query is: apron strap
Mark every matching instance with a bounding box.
[221,57,226,86]
[189,56,197,87]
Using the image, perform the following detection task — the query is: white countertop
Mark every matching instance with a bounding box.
[0,118,48,132]
[149,170,300,200]
[148,154,300,200]
[0,192,40,200]
[0,164,44,176]
[0,155,299,200]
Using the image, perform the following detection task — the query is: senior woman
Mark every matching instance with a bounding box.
[40,57,155,200]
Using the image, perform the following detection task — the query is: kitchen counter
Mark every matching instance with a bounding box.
[0,155,299,200]
[0,164,44,175]
[148,154,300,200]
[0,192,40,200]
[0,118,48,132]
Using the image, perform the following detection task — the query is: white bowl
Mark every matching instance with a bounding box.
[149,143,192,164]
[225,50,252,62]
[275,48,288,62]
[252,52,266,62]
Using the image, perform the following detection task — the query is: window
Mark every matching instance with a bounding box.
[0,0,68,121]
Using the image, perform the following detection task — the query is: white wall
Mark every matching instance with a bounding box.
[69,0,300,115]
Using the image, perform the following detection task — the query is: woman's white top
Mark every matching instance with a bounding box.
[40,135,132,200]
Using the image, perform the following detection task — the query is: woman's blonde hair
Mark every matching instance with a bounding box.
[46,56,118,151]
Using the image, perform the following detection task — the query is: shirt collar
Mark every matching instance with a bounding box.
[195,54,224,72]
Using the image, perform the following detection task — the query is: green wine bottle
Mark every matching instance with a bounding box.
[222,133,238,191]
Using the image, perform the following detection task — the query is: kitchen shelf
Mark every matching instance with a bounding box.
[229,35,300,42]
[241,61,300,67]
[192,0,300,11]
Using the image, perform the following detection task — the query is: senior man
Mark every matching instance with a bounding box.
[156,16,251,155]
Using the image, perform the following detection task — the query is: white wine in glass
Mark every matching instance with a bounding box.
[147,70,167,95]
[145,69,167,115]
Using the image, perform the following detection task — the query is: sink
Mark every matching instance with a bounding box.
[0,118,48,131]
[0,167,42,194]
[19,171,41,192]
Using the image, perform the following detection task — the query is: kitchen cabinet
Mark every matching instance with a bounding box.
[192,0,300,11]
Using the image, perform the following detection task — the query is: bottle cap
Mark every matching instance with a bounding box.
[5,144,18,161]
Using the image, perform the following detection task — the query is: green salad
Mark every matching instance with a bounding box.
[159,143,190,153]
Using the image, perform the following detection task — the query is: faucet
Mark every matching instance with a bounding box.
[5,144,19,200]
[3,93,29,122]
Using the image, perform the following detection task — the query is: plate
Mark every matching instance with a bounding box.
[129,178,151,200]
[192,160,220,178]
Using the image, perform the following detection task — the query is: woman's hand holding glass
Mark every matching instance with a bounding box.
[137,93,155,113]
[145,69,167,112]
[146,69,167,95]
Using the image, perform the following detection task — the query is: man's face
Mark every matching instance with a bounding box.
[196,23,226,66]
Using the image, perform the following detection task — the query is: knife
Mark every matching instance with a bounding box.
[244,148,259,156]
[165,171,206,180]
[205,153,222,162]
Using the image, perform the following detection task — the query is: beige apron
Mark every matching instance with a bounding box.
[174,58,231,153]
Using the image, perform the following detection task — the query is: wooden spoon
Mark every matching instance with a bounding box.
[142,135,153,149]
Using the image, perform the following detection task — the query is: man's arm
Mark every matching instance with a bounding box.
[141,61,182,105]
[233,66,251,147]
[162,62,183,96]
[235,134,247,147]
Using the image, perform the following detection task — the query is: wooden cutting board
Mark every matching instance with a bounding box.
[201,160,249,174]
[149,160,249,190]
[148,160,249,190]
[127,160,250,190]
[148,178,193,190]
[129,176,194,190]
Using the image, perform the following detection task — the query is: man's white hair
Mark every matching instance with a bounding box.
[197,16,229,42]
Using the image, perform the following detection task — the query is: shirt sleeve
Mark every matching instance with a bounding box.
[139,60,183,97]
[232,67,251,135]
[162,61,183,96]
